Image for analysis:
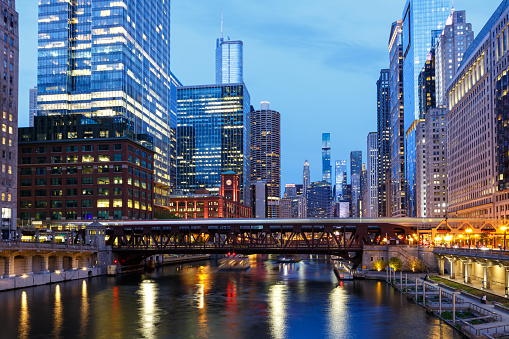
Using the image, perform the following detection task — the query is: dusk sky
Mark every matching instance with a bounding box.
[18,0,497,189]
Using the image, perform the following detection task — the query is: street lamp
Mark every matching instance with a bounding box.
[501,226,507,251]
[465,228,473,249]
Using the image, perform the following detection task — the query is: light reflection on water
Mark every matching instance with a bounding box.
[0,257,462,339]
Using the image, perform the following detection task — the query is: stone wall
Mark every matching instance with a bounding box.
[362,245,438,271]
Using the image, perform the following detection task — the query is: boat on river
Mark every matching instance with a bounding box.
[276,255,302,263]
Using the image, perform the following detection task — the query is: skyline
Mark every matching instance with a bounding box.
[18,0,496,189]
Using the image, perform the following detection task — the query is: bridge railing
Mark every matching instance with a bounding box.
[433,246,509,258]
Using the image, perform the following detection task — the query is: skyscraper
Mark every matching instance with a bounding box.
[335,160,347,202]
[303,159,310,194]
[29,87,37,128]
[250,102,281,218]
[367,133,379,218]
[350,150,362,217]
[377,69,390,217]
[435,10,474,107]
[322,133,331,184]
[37,0,175,207]
[389,21,406,218]
[216,20,243,84]
[177,84,251,204]
[0,0,17,238]
[401,0,451,217]
[306,181,332,218]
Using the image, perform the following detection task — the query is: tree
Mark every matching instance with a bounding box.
[373,259,387,271]
[154,209,179,220]
[389,257,403,272]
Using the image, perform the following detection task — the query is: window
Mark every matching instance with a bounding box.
[36,168,46,175]
[50,189,62,197]
[51,167,62,175]
[98,165,109,173]
[82,166,93,174]
[114,165,122,173]
[35,190,46,197]
[21,157,31,164]
[134,201,140,209]
[51,200,62,209]
[128,155,133,163]
[141,161,147,168]
[98,145,109,151]
[82,177,93,185]
[82,188,93,196]
[66,200,78,208]
[114,144,122,150]
[20,201,31,209]
[113,211,122,219]
[20,168,31,175]
[98,188,109,196]
[113,199,122,208]
[20,190,31,197]
[51,212,62,220]
[66,212,78,220]
[135,149,140,155]
[66,155,78,163]
[66,189,78,196]
[82,155,94,162]
[66,178,78,185]
[98,177,110,185]
[21,148,31,154]
[36,201,47,208]
[20,212,30,220]
[114,187,122,195]
[50,178,62,185]
[98,155,110,162]
[141,152,147,158]
[113,176,122,184]
[51,156,62,163]
[113,154,122,161]
[66,146,78,152]
[134,180,140,187]
[20,179,32,186]
[97,211,109,220]
[97,200,110,208]
[35,147,46,154]
[34,212,46,220]
[128,145,133,152]
[82,145,93,152]
[82,212,93,220]
[82,200,93,208]
[51,146,62,153]
[135,158,140,166]
[36,156,47,164]
[67,167,78,174]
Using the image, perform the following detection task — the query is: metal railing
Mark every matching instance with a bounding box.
[434,247,509,259]
[0,241,96,251]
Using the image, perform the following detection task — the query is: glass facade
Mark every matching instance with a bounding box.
[335,160,347,202]
[322,133,331,184]
[37,0,175,206]
[306,181,332,218]
[177,84,250,204]
[377,69,390,217]
[216,38,243,84]
[350,150,362,217]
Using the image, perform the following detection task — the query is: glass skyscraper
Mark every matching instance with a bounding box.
[322,133,331,184]
[37,0,175,206]
[350,150,362,217]
[335,160,347,202]
[216,37,243,84]
[377,69,390,217]
[401,0,450,217]
[176,84,250,204]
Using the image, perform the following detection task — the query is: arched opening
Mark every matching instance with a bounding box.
[14,256,29,276]
[32,255,45,274]
[48,256,58,272]
[0,257,8,276]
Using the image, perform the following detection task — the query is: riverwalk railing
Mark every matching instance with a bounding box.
[0,241,96,252]
[434,247,509,260]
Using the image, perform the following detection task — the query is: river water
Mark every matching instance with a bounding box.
[0,256,461,339]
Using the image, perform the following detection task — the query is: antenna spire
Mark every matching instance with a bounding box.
[221,11,224,40]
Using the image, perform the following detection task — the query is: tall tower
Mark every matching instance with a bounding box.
[377,69,390,217]
[335,160,347,202]
[37,0,175,206]
[216,17,243,84]
[322,133,331,183]
[250,101,281,218]
[29,87,37,128]
[367,133,379,218]
[0,0,17,238]
[303,160,310,194]
[401,0,451,216]
[350,150,362,217]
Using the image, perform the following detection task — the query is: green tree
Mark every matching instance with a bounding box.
[389,257,403,272]
[373,259,387,271]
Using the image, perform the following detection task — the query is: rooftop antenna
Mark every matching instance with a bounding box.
[221,11,224,40]
[451,0,454,10]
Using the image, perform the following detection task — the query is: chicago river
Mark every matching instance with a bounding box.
[0,256,459,339]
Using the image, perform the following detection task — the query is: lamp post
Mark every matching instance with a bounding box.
[466,228,472,249]
[501,226,507,251]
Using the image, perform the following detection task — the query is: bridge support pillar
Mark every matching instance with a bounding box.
[482,266,492,290]
[55,256,64,271]
[505,269,509,297]
[449,259,456,279]
[42,255,50,273]
[25,255,33,275]
[464,262,471,284]
[7,255,15,277]
[71,255,79,270]
[438,258,445,276]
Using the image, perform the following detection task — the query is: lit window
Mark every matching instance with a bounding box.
[97,200,110,208]
[113,199,122,208]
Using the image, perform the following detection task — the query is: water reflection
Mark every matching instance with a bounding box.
[268,283,287,339]
[138,280,159,339]
[80,281,89,338]
[52,285,63,339]
[18,291,29,339]
[328,286,348,338]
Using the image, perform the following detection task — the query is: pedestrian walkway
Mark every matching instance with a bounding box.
[437,274,507,298]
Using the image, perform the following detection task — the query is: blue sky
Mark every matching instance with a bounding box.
[18,0,496,188]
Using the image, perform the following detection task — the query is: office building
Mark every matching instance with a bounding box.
[367,133,378,218]
[251,181,268,218]
[335,160,347,202]
[425,108,448,218]
[447,1,509,218]
[250,102,281,218]
[177,84,250,204]
[216,26,243,84]
[401,0,451,217]
[284,184,297,198]
[377,69,390,217]
[435,10,474,107]
[29,87,36,128]
[415,120,427,217]
[388,21,406,218]
[0,0,17,238]
[37,0,175,209]
[18,115,155,224]
[322,133,332,184]
[418,47,436,119]
[350,151,362,217]
[306,181,332,218]
[303,160,310,194]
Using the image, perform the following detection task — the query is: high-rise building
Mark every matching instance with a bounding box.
[418,47,436,119]
[335,160,347,202]
[176,84,251,204]
[306,181,332,218]
[377,69,390,217]
[251,181,268,218]
[350,150,362,217]
[250,101,281,218]
[367,133,379,218]
[322,133,331,184]
[37,0,175,208]
[388,21,406,218]
[216,23,243,84]
[29,87,37,128]
[415,120,427,217]
[425,108,448,218]
[303,159,310,194]
[284,184,297,198]
[435,10,474,107]
[0,0,17,238]
[447,1,509,219]
[401,0,451,217]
